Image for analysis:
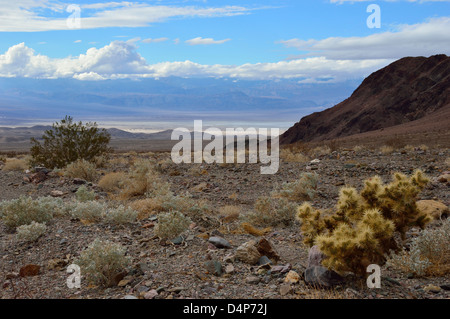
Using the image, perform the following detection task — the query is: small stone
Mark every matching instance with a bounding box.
[304,266,344,288]
[310,159,320,164]
[245,276,260,285]
[437,174,450,183]
[168,287,185,293]
[284,270,300,284]
[225,264,235,274]
[423,284,441,293]
[47,259,68,270]
[280,283,292,296]
[143,289,158,299]
[123,295,138,299]
[255,238,280,263]
[270,264,292,274]
[235,240,261,265]
[73,178,87,185]
[118,279,132,287]
[170,236,184,245]
[208,236,232,249]
[19,264,41,277]
[258,256,272,267]
[440,284,450,291]
[204,260,223,276]
[50,190,65,197]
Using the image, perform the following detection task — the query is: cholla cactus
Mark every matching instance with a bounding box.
[297,170,431,276]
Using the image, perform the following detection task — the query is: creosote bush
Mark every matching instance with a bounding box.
[296,170,431,276]
[75,239,130,287]
[30,116,111,169]
[16,221,47,242]
[155,210,191,240]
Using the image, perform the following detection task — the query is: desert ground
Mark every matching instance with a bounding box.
[0,139,449,300]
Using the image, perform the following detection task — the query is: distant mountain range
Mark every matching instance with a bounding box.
[0,77,360,126]
[281,54,450,144]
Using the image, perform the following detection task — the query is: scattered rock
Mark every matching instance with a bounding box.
[143,289,158,299]
[19,264,41,277]
[304,266,344,288]
[440,284,450,291]
[279,283,292,296]
[235,240,261,265]
[258,256,272,267]
[118,279,132,287]
[245,276,260,285]
[424,284,441,294]
[47,259,68,270]
[437,173,450,183]
[225,264,235,274]
[123,295,138,299]
[170,236,185,245]
[284,271,300,284]
[73,178,87,185]
[30,172,47,184]
[208,236,232,249]
[50,190,65,197]
[270,264,292,274]
[204,260,223,276]
[255,238,280,263]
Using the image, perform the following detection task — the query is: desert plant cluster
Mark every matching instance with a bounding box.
[0,119,449,299]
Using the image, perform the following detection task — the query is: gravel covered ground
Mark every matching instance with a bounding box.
[1,147,449,299]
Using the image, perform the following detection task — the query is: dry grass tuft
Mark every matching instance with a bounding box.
[2,158,28,171]
[98,172,126,192]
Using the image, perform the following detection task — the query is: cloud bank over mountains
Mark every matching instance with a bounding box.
[0,41,391,82]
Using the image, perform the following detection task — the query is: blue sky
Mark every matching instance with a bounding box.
[0,0,449,82]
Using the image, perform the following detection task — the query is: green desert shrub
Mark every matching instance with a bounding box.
[386,219,450,276]
[75,185,96,202]
[0,196,54,229]
[70,200,106,223]
[30,116,111,169]
[104,205,138,225]
[75,239,131,287]
[155,210,191,240]
[247,196,297,226]
[277,172,318,201]
[64,159,99,182]
[296,170,431,276]
[16,221,47,242]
